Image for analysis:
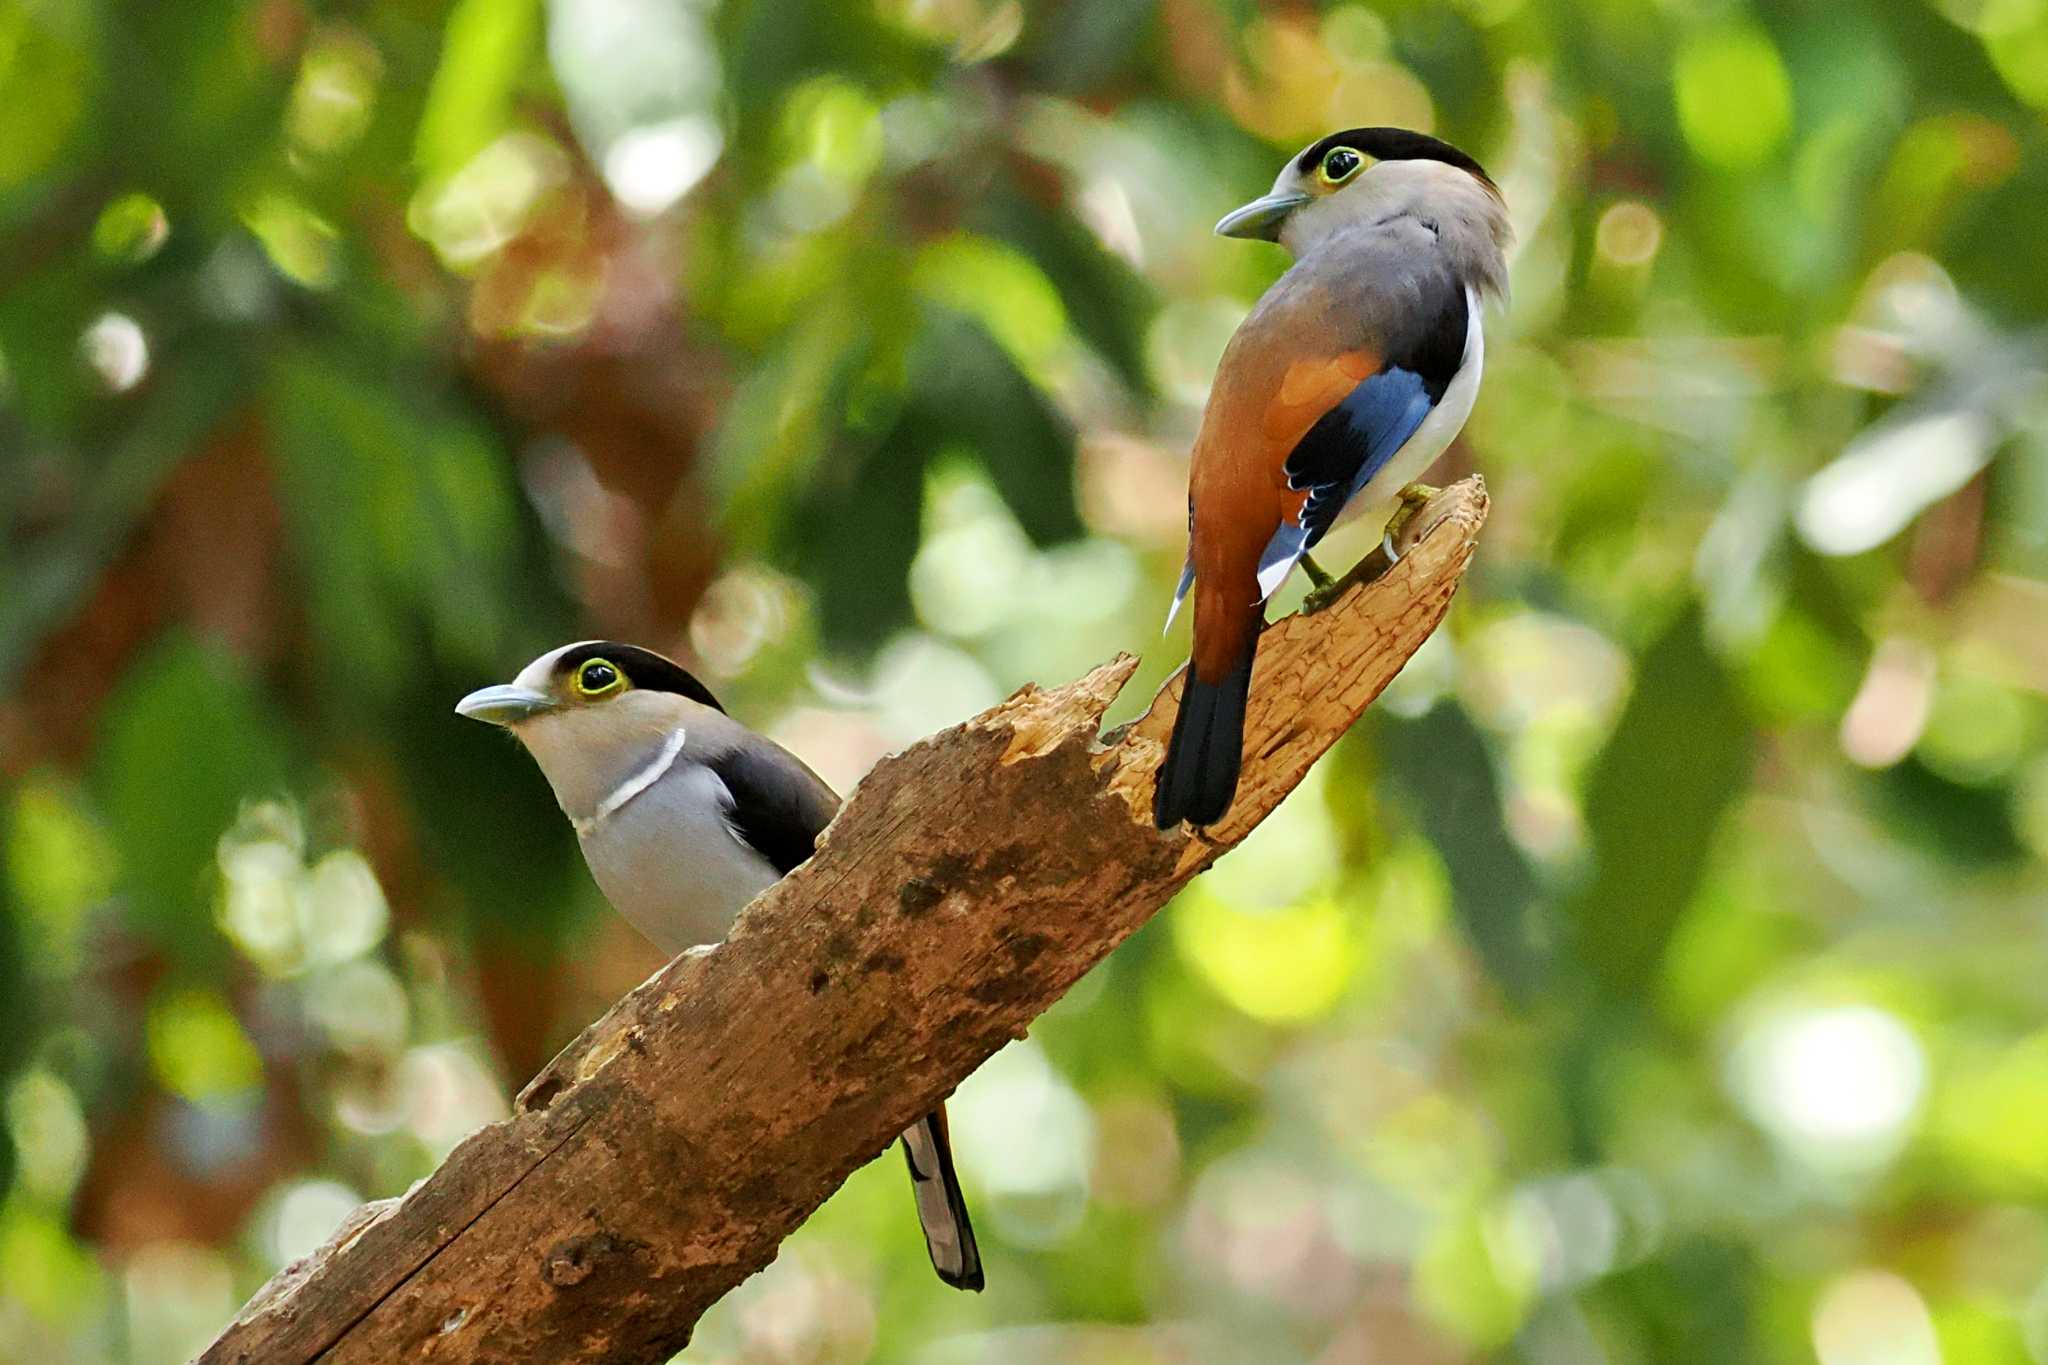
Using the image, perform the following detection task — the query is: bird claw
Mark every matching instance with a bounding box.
[1297,552,1341,612]
[1378,483,1441,567]
[1300,485,1442,612]
[1302,580,1345,614]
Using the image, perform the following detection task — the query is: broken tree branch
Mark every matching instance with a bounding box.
[200,478,1490,1364]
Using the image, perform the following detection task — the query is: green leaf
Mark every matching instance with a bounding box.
[1863,758,2026,868]
[0,352,250,685]
[266,347,522,701]
[92,636,290,970]
[0,0,97,200]
[780,311,1080,650]
[709,300,883,561]
[789,397,930,653]
[1379,702,1548,999]
[1569,606,1753,996]
[902,312,1082,548]
[414,0,542,180]
[972,190,1157,397]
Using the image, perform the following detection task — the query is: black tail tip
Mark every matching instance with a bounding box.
[938,1264,986,1292]
[1153,653,1255,829]
[1153,765,1237,829]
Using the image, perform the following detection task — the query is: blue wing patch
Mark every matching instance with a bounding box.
[1249,366,1437,599]
[1164,555,1195,631]
[1286,366,1435,544]
[1255,522,1312,600]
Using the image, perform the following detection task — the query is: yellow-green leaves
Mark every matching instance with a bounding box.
[91,194,169,267]
[147,990,264,1105]
[1174,896,1359,1024]
[1674,22,1794,169]
[414,0,541,181]
[912,234,1071,385]
[0,0,95,194]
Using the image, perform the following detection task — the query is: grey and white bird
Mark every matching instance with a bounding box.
[1155,127,1513,830]
[456,640,983,1291]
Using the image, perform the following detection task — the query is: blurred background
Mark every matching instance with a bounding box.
[2,0,2046,1360]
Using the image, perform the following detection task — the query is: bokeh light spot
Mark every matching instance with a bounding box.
[1726,1002,1925,1172]
[81,312,148,392]
[1916,667,2030,785]
[147,991,264,1106]
[5,1071,89,1203]
[1798,409,1996,556]
[1674,24,1793,168]
[1594,200,1663,268]
[1175,894,1356,1024]
[1811,1268,1941,1365]
[409,132,569,269]
[92,193,169,265]
[268,1180,364,1267]
[287,27,382,158]
[950,1041,1094,1247]
[603,114,722,217]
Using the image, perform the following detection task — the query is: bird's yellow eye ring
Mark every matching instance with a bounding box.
[574,658,624,697]
[1319,147,1364,186]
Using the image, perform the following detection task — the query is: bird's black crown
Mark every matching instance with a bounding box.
[553,641,726,712]
[1294,128,1497,192]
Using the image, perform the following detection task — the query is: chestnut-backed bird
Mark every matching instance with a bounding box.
[457,642,984,1291]
[1154,128,1511,829]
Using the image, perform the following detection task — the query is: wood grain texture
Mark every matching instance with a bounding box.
[199,478,1490,1365]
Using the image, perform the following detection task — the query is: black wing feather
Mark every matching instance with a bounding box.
[1280,279,1467,547]
[707,744,837,876]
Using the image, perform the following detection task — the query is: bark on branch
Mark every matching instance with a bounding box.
[201,478,1491,1364]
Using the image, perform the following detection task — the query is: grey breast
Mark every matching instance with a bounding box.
[576,760,781,956]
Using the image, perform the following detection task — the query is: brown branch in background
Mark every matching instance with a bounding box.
[199,479,1490,1365]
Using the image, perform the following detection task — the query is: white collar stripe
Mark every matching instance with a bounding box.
[575,727,687,835]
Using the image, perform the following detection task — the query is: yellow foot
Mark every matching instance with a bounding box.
[1378,483,1442,566]
[1297,553,1345,613]
[1301,553,1354,613]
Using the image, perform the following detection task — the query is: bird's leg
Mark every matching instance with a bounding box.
[1378,483,1442,566]
[1299,554,1344,614]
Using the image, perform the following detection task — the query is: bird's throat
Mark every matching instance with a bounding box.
[573,727,688,836]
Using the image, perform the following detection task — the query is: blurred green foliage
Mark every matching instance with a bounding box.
[3,0,2048,1362]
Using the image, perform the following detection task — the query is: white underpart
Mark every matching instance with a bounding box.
[1339,287,1485,528]
[572,727,688,836]
[1256,287,1485,599]
[576,761,781,953]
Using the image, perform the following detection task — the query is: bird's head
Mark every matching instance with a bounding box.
[1216,127,1507,263]
[456,640,727,823]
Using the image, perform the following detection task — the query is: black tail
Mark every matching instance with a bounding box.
[900,1107,984,1291]
[1153,643,1256,828]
